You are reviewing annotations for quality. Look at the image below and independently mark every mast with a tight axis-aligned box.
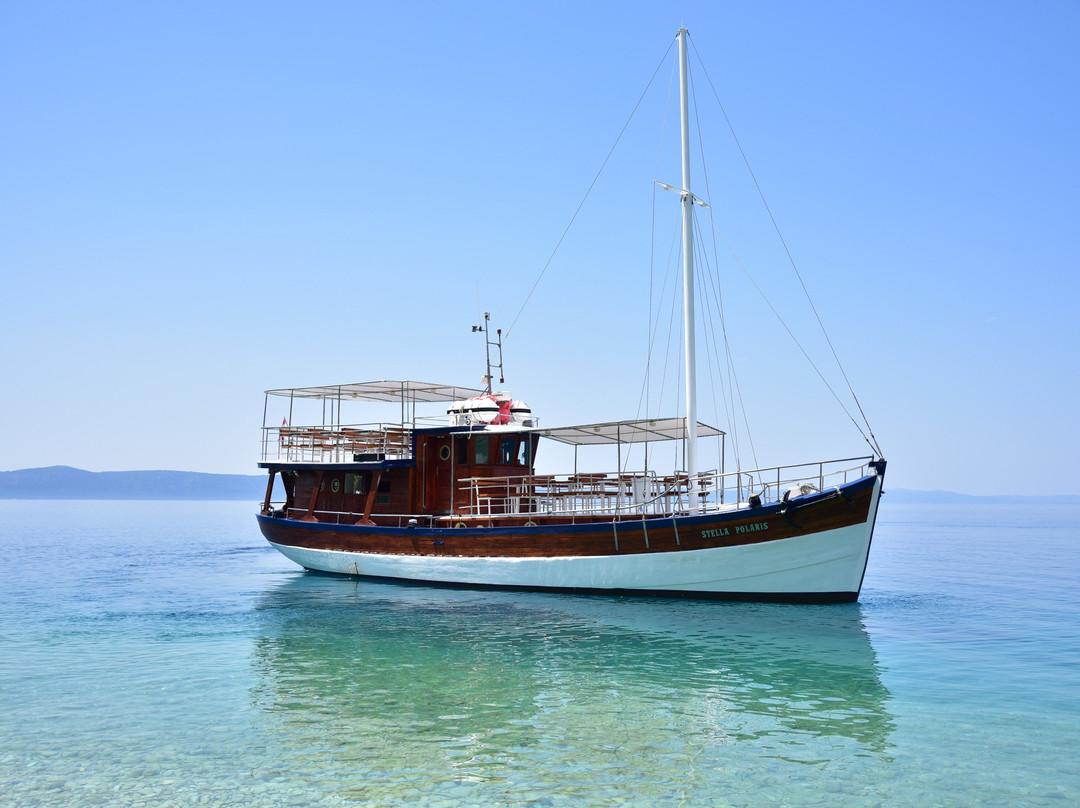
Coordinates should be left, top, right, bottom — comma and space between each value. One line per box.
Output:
678, 27, 700, 513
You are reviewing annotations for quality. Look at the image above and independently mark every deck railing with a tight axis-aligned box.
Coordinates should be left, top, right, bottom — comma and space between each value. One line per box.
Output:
260, 440, 876, 523
266, 506, 443, 528
262, 423, 413, 464
454, 457, 877, 520
263, 456, 876, 524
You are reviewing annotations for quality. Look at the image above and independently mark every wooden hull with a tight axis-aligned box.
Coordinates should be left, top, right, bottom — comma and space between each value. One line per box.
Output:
257, 472, 884, 602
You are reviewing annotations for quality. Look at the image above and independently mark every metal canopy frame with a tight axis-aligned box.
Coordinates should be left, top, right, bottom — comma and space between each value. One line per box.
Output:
263, 383, 722, 454
265, 380, 488, 404
532, 417, 723, 447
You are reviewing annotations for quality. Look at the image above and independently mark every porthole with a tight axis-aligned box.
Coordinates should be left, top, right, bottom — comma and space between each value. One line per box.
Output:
331, 478, 340, 494
439, 445, 451, 461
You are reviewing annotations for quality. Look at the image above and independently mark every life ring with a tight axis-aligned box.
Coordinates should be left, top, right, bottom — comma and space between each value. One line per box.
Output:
524, 520, 537, 527
455, 522, 467, 529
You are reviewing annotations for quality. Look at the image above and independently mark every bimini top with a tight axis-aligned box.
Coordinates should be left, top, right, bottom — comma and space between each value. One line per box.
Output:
265, 380, 488, 403
533, 417, 723, 446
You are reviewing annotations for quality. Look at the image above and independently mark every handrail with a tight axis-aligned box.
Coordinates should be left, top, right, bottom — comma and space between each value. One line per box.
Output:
260, 418, 546, 463
259, 455, 876, 524
453, 457, 875, 519
261, 422, 414, 463
262, 452, 875, 525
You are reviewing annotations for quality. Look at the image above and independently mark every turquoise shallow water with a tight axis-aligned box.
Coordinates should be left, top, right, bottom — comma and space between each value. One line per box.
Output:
0, 500, 1077, 807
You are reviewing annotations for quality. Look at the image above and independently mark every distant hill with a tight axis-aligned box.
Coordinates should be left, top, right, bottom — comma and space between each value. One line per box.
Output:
885, 488, 1080, 505
1, 467, 1077, 504
0, 466, 265, 500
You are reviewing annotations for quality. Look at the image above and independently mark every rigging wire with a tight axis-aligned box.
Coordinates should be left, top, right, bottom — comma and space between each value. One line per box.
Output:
654, 221, 684, 425
700, 207, 880, 454
628, 206, 681, 475
636, 196, 680, 414
694, 241, 742, 479
685, 52, 757, 475
693, 207, 757, 473
644, 47, 680, 442
505, 39, 677, 342
689, 33, 883, 457
633, 203, 683, 475
637, 45, 731, 478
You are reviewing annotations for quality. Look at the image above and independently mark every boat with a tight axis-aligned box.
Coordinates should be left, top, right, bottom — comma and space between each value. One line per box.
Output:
255, 29, 886, 603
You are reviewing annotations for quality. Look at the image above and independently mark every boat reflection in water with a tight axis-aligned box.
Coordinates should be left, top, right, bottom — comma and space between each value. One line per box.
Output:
250, 575, 894, 803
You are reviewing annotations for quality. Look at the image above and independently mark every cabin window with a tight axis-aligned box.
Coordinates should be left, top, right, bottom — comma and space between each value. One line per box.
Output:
500, 438, 516, 465
457, 436, 469, 465
517, 440, 529, 466
376, 479, 391, 505
344, 473, 366, 495
475, 435, 490, 465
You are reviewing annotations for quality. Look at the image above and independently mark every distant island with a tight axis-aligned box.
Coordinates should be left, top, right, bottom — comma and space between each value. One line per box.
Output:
1, 465, 1077, 504
0, 466, 265, 500
884, 488, 1079, 505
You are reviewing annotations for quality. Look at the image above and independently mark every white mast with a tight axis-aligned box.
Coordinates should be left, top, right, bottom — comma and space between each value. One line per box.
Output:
678, 27, 700, 513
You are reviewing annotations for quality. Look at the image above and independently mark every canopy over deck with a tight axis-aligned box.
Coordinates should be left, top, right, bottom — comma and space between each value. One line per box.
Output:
533, 417, 723, 446
265, 380, 488, 404
264, 383, 720, 448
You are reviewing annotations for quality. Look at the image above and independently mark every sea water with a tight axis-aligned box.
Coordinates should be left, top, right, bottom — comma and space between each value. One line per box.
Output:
0, 500, 1076, 807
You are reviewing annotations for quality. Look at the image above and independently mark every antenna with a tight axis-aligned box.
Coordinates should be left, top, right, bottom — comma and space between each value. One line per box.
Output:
471, 312, 505, 393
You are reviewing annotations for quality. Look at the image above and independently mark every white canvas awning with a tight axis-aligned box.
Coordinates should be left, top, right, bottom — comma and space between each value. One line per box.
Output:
532, 417, 723, 446
265, 380, 488, 404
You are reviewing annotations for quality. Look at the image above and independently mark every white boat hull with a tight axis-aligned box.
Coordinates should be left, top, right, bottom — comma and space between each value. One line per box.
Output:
267, 475, 882, 598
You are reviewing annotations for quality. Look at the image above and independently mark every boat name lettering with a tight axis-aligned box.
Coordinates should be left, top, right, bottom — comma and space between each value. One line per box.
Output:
703, 522, 770, 540
701, 527, 730, 538
736, 521, 769, 534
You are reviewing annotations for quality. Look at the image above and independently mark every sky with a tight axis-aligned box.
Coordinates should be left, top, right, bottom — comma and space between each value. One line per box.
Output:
2, 1, 1078, 495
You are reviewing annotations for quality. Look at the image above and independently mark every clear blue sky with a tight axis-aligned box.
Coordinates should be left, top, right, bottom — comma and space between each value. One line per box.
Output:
2, 1, 1077, 495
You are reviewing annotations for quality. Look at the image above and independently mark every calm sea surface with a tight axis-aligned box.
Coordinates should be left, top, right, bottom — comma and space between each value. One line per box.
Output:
0, 500, 1077, 807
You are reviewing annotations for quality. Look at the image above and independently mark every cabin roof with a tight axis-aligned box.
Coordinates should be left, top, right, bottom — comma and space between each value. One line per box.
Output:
265, 380, 487, 403
533, 417, 723, 446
